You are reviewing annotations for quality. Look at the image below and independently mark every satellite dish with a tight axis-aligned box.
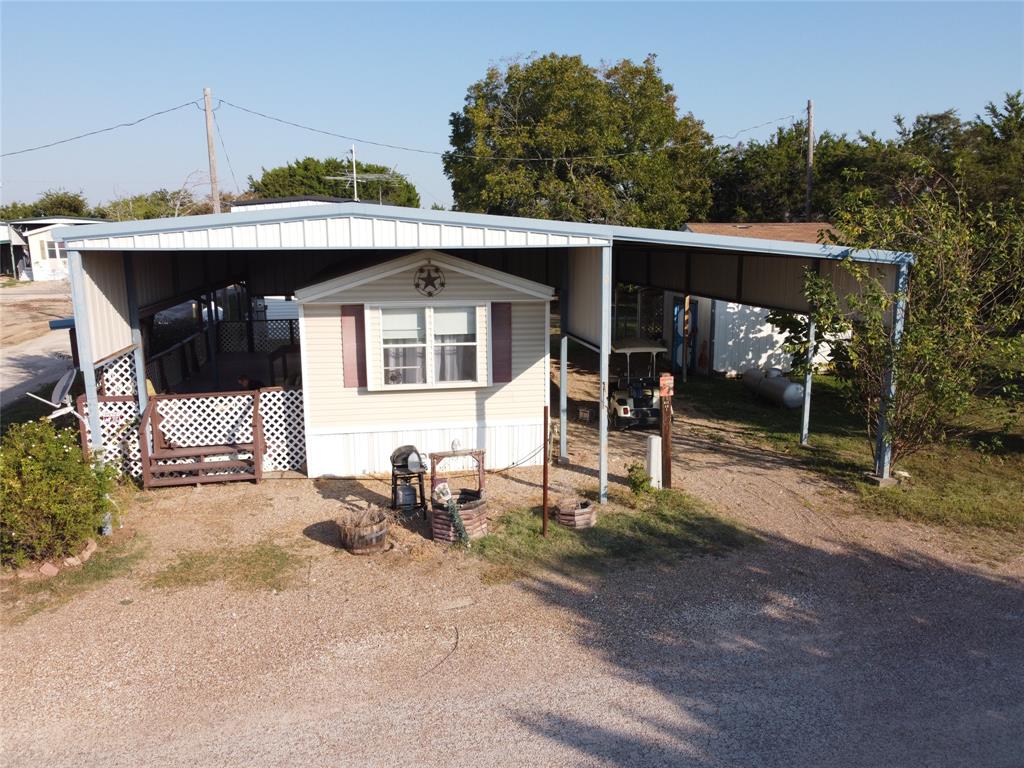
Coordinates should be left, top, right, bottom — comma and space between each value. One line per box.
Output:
26, 368, 86, 424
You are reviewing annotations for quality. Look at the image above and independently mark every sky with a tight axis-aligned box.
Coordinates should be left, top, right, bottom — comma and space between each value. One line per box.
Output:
2, 1, 1022, 210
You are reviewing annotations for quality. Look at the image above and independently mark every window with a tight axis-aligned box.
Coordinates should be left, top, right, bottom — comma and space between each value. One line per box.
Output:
434, 307, 477, 383
379, 305, 481, 388
45, 241, 68, 260
382, 309, 427, 385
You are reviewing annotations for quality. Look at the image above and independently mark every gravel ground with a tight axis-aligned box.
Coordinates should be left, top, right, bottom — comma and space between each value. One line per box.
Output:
2, 363, 1022, 767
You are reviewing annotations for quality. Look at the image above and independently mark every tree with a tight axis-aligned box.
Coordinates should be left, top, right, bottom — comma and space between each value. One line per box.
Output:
0, 188, 101, 220
99, 171, 215, 220
248, 156, 420, 208
444, 53, 715, 228
709, 91, 1024, 224
798, 165, 1024, 469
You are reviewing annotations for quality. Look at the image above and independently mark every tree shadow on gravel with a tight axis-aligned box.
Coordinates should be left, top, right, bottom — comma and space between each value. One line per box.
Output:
510, 532, 1024, 768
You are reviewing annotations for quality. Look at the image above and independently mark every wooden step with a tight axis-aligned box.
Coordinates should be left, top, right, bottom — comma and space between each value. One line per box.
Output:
152, 443, 254, 459
149, 459, 254, 475
145, 472, 256, 488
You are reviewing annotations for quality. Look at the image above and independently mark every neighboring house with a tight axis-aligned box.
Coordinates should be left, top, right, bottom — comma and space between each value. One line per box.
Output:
0, 223, 14, 276
662, 222, 835, 376
5, 216, 106, 281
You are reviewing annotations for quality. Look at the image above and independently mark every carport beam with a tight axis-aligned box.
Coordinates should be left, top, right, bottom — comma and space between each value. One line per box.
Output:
875, 262, 910, 479
800, 318, 815, 446
67, 250, 102, 450
123, 253, 148, 414
599, 245, 612, 503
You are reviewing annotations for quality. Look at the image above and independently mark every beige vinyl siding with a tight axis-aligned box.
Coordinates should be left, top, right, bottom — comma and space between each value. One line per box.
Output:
309, 262, 535, 304
566, 247, 603, 346
303, 301, 547, 429
81, 251, 132, 363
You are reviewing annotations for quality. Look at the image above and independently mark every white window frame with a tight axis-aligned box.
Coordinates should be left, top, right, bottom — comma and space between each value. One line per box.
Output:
45, 240, 68, 261
370, 302, 489, 391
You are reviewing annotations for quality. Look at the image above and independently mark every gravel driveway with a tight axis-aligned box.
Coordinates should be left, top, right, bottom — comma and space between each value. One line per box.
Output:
2, 405, 1022, 767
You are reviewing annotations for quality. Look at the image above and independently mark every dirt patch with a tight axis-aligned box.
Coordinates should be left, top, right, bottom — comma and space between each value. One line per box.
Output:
1, 296, 72, 347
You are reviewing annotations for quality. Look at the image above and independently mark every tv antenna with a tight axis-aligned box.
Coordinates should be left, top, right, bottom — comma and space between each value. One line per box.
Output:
26, 369, 86, 424
325, 150, 406, 204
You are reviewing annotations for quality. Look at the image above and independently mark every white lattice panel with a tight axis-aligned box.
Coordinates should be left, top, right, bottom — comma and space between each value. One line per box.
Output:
156, 394, 254, 447
261, 389, 306, 471
98, 350, 136, 397
218, 322, 248, 352
253, 320, 298, 353
80, 397, 143, 479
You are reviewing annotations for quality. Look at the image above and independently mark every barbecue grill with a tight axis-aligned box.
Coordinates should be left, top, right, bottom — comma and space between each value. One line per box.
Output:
390, 445, 427, 514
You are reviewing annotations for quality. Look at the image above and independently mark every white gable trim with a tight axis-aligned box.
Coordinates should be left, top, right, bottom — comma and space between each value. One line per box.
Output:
295, 250, 555, 303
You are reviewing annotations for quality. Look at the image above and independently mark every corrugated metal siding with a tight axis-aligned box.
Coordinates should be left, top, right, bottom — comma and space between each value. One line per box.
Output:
690, 253, 738, 300
742, 255, 815, 312
64, 214, 610, 252
302, 301, 547, 430
712, 301, 793, 374
566, 247, 603, 346
81, 252, 132, 362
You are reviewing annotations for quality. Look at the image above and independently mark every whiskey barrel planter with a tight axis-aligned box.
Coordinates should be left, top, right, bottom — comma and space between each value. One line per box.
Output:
557, 499, 596, 529
430, 490, 488, 542
337, 505, 389, 555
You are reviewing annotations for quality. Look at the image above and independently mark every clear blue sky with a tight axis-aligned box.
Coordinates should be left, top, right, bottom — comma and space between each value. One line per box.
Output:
2, 1, 1022, 209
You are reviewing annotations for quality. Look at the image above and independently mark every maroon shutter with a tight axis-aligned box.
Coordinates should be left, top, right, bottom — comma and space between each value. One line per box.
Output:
492, 302, 512, 383
340, 305, 367, 388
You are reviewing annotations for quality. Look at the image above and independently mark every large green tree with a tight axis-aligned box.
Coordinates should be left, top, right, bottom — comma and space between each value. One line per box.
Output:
0, 188, 101, 220
248, 156, 420, 208
444, 54, 715, 228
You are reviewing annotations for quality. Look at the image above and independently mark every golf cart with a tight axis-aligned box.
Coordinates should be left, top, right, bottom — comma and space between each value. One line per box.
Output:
608, 338, 667, 429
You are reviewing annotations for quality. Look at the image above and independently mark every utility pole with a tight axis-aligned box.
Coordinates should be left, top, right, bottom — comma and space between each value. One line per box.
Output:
350, 144, 359, 202
203, 87, 221, 214
805, 98, 814, 220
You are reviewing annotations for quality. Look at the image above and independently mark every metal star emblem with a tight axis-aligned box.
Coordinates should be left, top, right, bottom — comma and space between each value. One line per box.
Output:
414, 264, 446, 297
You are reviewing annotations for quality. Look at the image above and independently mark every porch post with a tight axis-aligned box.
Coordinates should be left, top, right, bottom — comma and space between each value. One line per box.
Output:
800, 317, 815, 446
875, 261, 910, 479
599, 245, 612, 503
208, 294, 221, 390
67, 250, 101, 449
122, 253, 148, 414
559, 253, 569, 463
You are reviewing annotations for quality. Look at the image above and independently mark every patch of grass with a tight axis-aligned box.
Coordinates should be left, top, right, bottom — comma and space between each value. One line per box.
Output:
681, 374, 1024, 533
474, 489, 755, 581
149, 542, 299, 591
1, 533, 146, 623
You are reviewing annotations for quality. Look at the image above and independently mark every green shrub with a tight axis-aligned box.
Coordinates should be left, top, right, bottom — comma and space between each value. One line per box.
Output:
1, 420, 115, 567
626, 461, 652, 495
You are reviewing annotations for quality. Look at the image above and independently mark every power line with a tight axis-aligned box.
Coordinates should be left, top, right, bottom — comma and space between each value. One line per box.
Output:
212, 108, 242, 193
0, 100, 201, 158
221, 99, 802, 162
714, 113, 798, 141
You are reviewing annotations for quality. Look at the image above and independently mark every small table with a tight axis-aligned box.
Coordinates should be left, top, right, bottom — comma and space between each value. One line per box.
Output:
429, 449, 486, 498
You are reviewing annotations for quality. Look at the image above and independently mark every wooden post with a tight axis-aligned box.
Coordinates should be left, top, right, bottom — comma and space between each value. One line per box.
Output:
542, 405, 549, 537
204, 87, 221, 214
540, 405, 548, 536
660, 372, 674, 489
